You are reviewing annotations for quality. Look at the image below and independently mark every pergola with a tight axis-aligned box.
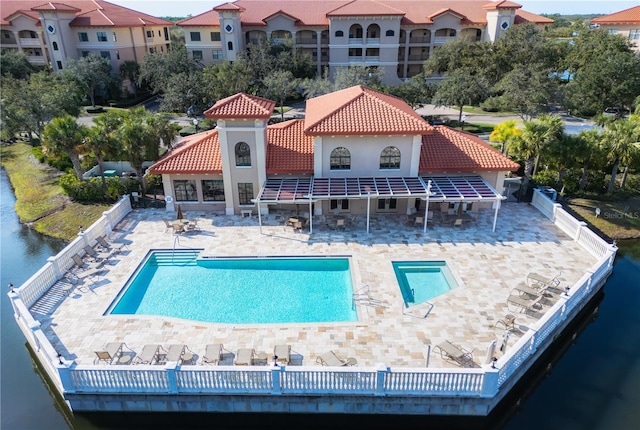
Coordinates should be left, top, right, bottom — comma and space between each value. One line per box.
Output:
254, 175, 505, 233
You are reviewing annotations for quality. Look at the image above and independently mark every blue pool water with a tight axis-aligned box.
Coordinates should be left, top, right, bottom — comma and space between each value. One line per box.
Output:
393, 261, 459, 307
109, 251, 356, 324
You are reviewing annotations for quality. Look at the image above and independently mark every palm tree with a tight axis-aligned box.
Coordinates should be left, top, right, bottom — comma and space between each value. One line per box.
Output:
119, 60, 140, 98
42, 115, 88, 180
86, 111, 124, 197
600, 117, 640, 193
489, 119, 521, 155
575, 128, 602, 192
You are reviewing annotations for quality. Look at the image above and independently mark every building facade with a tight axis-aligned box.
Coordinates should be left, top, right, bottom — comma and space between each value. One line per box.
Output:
177, 0, 553, 85
0, 0, 173, 72
591, 5, 640, 52
149, 85, 519, 222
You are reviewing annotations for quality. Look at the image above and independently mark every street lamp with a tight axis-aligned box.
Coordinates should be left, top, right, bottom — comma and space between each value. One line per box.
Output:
192, 118, 199, 133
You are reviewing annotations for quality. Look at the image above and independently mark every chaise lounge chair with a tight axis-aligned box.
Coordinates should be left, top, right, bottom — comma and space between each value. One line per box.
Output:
134, 344, 165, 365
234, 348, 256, 365
83, 244, 115, 263
507, 293, 544, 313
203, 344, 223, 365
434, 340, 475, 367
94, 342, 134, 365
274, 344, 291, 365
315, 350, 357, 367
527, 272, 562, 292
166, 344, 194, 365
96, 236, 128, 253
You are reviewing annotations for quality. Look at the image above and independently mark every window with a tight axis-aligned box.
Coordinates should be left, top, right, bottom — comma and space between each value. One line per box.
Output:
116, 51, 120, 60
112, 32, 117, 42
158, 30, 161, 37
3, 32, 10, 39
146, 30, 154, 38
211, 31, 221, 41
173, 180, 198, 201
97, 31, 107, 42
192, 50, 203, 60
330, 199, 349, 210
56, 60, 63, 70
52, 41, 58, 50
227, 41, 233, 50
82, 51, 90, 57
202, 180, 225, 201
78, 32, 88, 42
213, 50, 223, 60
608, 29, 618, 35
330, 147, 350, 170
164, 27, 169, 41
377, 198, 397, 210
100, 51, 111, 60
235, 142, 251, 166
149, 47, 156, 53
238, 183, 254, 205
386, 29, 394, 37
380, 146, 400, 169
190, 31, 201, 42
335, 30, 344, 37
630, 29, 640, 40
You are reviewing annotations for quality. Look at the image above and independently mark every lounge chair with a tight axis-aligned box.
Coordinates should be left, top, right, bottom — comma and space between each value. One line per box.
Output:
434, 340, 475, 366
203, 344, 223, 365
166, 344, 194, 365
134, 344, 164, 365
315, 351, 357, 367
72, 253, 102, 270
94, 342, 125, 365
234, 348, 255, 365
527, 272, 562, 291
96, 236, 127, 253
507, 293, 544, 313
83, 244, 114, 263
274, 344, 291, 365
494, 314, 516, 331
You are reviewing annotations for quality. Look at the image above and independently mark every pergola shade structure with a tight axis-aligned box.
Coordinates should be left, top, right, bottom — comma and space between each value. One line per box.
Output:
255, 176, 505, 232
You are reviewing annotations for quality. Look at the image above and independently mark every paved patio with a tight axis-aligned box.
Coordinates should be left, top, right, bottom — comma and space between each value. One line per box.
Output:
31, 202, 595, 369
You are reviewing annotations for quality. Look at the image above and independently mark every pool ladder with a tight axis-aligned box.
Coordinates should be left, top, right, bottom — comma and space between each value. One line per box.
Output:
352, 285, 388, 309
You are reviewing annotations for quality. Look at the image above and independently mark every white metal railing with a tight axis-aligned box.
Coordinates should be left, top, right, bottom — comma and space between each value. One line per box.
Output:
8, 190, 616, 405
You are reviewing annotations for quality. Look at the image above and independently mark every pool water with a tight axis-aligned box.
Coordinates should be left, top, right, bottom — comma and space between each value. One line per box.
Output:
393, 261, 459, 307
109, 251, 357, 324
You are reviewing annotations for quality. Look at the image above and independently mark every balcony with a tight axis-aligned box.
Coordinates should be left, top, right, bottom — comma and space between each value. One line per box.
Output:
408, 54, 429, 61
296, 37, 317, 45
409, 36, 431, 44
348, 38, 363, 45
27, 56, 47, 65
19, 38, 41, 47
434, 36, 455, 45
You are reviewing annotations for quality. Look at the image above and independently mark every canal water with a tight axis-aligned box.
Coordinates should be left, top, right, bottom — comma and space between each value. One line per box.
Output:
1, 167, 638, 430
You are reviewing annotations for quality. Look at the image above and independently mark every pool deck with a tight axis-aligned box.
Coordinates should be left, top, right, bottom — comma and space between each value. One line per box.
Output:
32, 203, 596, 369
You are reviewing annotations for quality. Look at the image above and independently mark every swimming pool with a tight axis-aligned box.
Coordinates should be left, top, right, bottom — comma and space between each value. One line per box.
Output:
108, 250, 357, 324
392, 261, 459, 307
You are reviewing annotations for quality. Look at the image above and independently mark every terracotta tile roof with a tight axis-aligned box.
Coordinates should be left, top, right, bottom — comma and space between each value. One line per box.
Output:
514, 9, 554, 25
176, 0, 548, 28
148, 130, 222, 175
177, 10, 220, 27
420, 126, 519, 173
592, 5, 640, 24
428, 8, 467, 20
266, 120, 314, 174
1, 1, 172, 28
482, 0, 521, 10
327, 0, 405, 17
204, 93, 276, 119
304, 85, 433, 136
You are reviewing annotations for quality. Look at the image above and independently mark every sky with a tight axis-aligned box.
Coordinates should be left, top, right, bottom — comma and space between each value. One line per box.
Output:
109, 0, 640, 18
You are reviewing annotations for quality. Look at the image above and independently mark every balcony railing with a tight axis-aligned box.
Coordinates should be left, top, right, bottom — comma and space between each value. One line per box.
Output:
348, 38, 363, 45
408, 54, 429, 61
27, 57, 47, 65
296, 37, 317, 45
434, 36, 455, 44
19, 38, 41, 47
409, 37, 431, 44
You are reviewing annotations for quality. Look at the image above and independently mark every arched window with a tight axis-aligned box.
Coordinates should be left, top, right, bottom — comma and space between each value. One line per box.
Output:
385, 29, 394, 37
52, 41, 58, 50
235, 142, 251, 166
380, 146, 400, 169
227, 41, 233, 51
335, 30, 344, 37
330, 147, 350, 170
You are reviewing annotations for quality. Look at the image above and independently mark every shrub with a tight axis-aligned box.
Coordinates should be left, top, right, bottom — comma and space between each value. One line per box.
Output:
58, 173, 139, 203
480, 97, 501, 112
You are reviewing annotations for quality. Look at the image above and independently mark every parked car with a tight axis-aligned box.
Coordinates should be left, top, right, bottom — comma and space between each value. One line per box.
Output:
602, 107, 629, 119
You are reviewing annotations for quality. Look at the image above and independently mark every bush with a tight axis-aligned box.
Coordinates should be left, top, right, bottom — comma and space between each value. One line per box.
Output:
563, 168, 606, 194
480, 97, 501, 112
59, 173, 140, 203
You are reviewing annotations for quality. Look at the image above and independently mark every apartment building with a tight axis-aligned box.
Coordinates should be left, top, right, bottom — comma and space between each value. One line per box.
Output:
177, 0, 553, 85
591, 5, 640, 52
0, 0, 173, 72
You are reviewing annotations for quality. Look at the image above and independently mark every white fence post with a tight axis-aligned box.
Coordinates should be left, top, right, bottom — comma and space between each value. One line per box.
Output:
165, 363, 179, 394
574, 222, 587, 241
57, 362, 75, 393
481, 368, 499, 396
375, 365, 387, 396
272, 366, 282, 394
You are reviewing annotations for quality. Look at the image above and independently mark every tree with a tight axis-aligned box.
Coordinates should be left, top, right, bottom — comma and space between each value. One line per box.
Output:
138, 46, 199, 95
564, 28, 640, 116
430, 70, 490, 123
86, 111, 125, 196
159, 71, 207, 114
262, 70, 298, 121
299, 69, 335, 99
42, 115, 88, 180
0, 50, 34, 79
574, 129, 604, 192
600, 118, 640, 193
490, 120, 521, 155
202, 61, 252, 101
119, 60, 140, 98
62, 54, 113, 107
389, 77, 432, 109
334, 65, 384, 90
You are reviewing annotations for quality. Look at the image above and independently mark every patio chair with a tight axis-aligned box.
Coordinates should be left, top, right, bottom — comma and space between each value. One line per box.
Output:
96, 236, 127, 253
202, 343, 224, 365
72, 253, 102, 270
434, 340, 475, 367
234, 348, 256, 365
83, 244, 114, 263
527, 272, 562, 292
274, 344, 291, 365
166, 344, 194, 365
507, 293, 544, 313
335, 218, 345, 230
315, 351, 357, 367
134, 344, 165, 365
414, 216, 424, 227
452, 218, 463, 228
494, 314, 516, 331
94, 342, 124, 365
